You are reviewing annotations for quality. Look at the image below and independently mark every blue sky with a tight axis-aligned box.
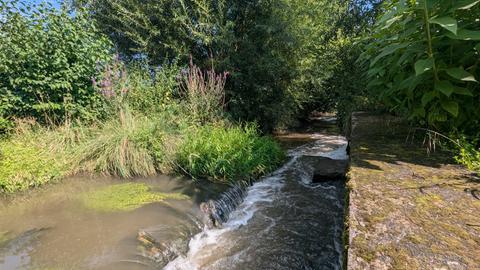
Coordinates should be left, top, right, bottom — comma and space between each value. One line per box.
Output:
25, 0, 62, 9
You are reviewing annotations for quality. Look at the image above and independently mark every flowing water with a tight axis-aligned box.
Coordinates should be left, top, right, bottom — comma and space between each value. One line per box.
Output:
0, 115, 348, 270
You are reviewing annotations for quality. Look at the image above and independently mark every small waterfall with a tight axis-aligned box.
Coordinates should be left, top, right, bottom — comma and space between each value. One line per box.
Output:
206, 182, 249, 226
200, 155, 302, 229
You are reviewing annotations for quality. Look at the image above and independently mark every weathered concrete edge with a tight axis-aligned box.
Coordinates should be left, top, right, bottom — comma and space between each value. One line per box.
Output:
343, 112, 355, 270
344, 112, 480, 269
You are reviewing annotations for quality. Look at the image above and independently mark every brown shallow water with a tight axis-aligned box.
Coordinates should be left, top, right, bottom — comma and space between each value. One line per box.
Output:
0, 176, 227, 270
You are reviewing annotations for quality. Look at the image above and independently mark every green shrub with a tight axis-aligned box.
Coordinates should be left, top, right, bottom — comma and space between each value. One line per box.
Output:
126, 62, 180, 115
0, 1, 112, 129
455, 137, 480, 174
0, 130, 67, 193
176, 123, 285, 183
360, 0, 480, 131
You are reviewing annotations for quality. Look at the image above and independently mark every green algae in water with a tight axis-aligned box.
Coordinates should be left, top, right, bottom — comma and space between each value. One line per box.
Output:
81, 183, 189, 212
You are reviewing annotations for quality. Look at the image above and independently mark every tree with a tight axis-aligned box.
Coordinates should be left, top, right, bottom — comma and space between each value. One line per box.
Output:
0, 0, 112, 129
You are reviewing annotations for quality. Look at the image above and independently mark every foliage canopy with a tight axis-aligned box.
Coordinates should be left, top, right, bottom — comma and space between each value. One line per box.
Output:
361, 0, 480, 132
0, 0, 112, 129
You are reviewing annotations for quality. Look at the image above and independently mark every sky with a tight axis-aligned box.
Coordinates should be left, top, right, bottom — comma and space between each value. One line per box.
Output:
25, 0, 62, 9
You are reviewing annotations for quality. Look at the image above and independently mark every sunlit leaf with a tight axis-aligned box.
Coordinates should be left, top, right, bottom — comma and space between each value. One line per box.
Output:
414, 58, 434, 76
382, 15, 403, 29
435, 80, 454, 97
414, 0, 432, 10
446, 67, 478, 82
429, 17, 457, 35
453, 0, 480, 10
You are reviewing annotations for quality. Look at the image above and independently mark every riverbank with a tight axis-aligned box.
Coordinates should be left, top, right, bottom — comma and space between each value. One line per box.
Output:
0, 118, 284, 194
347, 113, 480, 269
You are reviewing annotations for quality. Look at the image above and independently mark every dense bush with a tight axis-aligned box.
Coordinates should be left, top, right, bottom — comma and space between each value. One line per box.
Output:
0, 1, 112, 130
126, 63, 181, 114
360, 0, 480, 131
176, 124, 285, 183
359, 0, 480, 172
0, 122, 68, 193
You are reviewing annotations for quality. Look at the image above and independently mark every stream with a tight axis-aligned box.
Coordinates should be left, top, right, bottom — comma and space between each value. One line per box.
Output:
0, 115, 348, 270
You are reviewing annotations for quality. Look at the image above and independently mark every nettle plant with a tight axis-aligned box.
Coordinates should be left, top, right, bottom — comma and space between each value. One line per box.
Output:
361, 0, 480, 130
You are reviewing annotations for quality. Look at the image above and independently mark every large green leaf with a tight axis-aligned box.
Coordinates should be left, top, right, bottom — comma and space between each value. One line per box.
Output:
435, 80, 454, 97
382, 15, 403, 29
447, 29, 480, 40
399, 74, 422, 91
421, 91, 437, 106
370, 43, 409, 66
377, 8, 398, 25
446, 67, 478, 82
453, 86, 473, 96
429, 17, 457, 35
475, 43, 480, 52
367, 67, 383, 76
414, 58, 434, 76
412, 107, 426, 118
367, 79, 383, 89
440, 100, 459, 117
453, 0, 480, 10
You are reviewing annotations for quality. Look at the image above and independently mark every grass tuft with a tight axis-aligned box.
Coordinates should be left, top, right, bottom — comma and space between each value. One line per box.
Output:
74, 107, 159, 178
176, 123, 285, 183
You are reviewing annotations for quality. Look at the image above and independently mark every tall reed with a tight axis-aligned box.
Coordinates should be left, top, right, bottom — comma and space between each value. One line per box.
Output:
179, 58, 228, 124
